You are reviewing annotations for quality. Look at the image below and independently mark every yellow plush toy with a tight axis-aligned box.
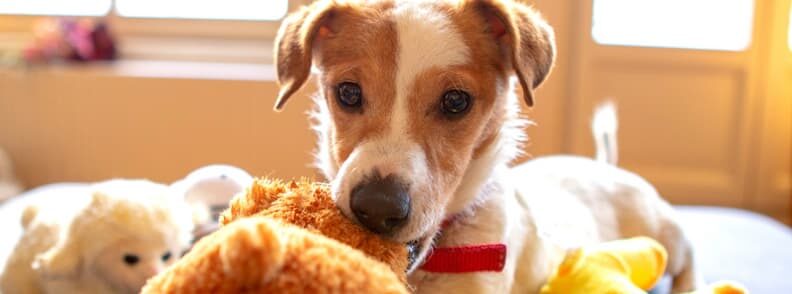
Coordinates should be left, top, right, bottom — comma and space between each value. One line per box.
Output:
540, 237, 746, 294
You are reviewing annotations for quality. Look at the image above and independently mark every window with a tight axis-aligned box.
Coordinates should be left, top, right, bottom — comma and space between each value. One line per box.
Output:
116, 0, 288, 21
0, 0, 112, 16
0, 0, 293, 62
592, 0, 754, 51
0, 0, 288, 21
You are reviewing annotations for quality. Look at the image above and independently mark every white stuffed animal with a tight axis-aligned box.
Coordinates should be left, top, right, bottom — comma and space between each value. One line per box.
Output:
0, 179, 193, 294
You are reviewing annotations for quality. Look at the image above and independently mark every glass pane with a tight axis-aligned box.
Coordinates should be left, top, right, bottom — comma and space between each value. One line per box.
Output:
788, 7, 792, 51
592, 0, 754, 51
116, 0, 288, 21
0, 0, 111, 16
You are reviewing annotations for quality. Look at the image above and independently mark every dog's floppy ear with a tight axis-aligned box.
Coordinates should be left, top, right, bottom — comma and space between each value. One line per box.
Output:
273, 1, 337, 111
475, 0, 556, 106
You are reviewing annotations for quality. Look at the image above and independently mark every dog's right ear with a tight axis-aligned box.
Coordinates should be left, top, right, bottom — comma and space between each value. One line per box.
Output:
474, 0, 556, 107
273, 1, 337, 111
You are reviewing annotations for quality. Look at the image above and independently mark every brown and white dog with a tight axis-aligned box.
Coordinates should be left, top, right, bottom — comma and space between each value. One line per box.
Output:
273, 0, 700, 292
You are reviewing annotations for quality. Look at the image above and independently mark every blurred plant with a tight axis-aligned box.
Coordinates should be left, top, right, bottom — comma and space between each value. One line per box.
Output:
21, 17, 117, 64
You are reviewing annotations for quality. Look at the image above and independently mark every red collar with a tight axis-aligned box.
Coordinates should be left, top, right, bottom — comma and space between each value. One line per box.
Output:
418, 214, 507, 273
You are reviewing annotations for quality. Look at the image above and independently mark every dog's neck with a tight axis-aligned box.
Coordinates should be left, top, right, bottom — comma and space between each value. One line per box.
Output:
411, 91, 526, 273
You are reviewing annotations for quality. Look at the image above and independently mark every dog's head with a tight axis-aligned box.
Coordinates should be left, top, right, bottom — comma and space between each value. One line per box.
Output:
273, 0, 554, 268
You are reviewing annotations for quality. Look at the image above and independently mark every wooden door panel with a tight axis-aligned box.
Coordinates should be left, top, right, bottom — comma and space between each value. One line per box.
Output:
573, 64, 747, 204
565, 0, 763, 207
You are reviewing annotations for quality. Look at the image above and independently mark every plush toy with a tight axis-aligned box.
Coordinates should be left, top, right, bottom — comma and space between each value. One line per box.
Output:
22, 17, 117, 64
540, 237, 746, 294
0, 179, 194, 294
142, 178, 409, 293
170, 164, 254, 240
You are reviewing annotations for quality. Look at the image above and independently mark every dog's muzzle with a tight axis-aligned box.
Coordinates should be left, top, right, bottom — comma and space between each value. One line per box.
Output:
350, 175, 411, 236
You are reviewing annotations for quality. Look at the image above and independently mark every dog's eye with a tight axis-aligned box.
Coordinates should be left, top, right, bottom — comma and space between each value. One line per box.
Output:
440, 90, 472, 117
123, 254, 140, 266
336, 82, 363, 109
161, 251, 172, 262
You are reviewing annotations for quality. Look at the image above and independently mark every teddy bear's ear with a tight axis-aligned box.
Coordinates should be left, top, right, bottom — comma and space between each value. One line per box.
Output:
34, 239, 82, 278
219, 219, 286, 285
21, 205, 39, 230
34, 192, 110, 278
88, 190, 112, 208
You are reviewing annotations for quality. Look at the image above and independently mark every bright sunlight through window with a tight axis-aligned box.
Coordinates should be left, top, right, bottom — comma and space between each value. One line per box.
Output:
116, 0, 288, 21
788, 7, 792, 51
592, 0, 754, 51
0, 0, 111, 16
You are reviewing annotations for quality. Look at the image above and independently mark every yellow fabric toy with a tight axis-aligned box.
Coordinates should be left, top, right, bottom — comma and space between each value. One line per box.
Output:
540, 237, 746, 294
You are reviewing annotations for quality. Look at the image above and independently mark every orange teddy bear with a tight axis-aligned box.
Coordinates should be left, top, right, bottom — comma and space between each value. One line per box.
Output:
142, 179, 409, 293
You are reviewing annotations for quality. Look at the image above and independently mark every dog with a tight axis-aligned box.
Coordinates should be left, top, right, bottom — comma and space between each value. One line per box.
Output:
272, 0, 700, 292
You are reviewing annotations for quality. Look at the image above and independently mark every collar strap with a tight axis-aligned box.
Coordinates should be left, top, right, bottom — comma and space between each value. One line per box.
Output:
418, 213, 507, 273
420, 244, 507, 273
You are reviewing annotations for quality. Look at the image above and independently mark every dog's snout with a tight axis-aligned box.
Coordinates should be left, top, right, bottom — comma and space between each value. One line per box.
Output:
350, 176, 411, 236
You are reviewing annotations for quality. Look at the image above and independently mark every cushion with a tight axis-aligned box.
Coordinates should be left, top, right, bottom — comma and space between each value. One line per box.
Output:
665, 206, 792, 294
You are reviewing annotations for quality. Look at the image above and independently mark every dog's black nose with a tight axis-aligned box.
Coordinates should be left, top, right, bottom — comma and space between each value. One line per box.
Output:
350, 176, 411, 236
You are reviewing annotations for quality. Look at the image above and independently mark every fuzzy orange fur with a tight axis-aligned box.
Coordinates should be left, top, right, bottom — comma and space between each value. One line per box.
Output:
141, 179, 408, 293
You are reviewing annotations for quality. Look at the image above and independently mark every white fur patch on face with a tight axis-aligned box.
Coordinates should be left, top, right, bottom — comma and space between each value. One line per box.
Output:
309, 94, 337, 180
331, 137, 435, 242
391, 1, 471, 137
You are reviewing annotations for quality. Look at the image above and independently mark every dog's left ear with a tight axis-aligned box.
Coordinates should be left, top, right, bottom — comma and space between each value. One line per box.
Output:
272, 0, 337, 111
474, 0, 556, 107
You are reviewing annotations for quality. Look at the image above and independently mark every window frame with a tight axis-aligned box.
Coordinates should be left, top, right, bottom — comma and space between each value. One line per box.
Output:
788, 5, 792, 51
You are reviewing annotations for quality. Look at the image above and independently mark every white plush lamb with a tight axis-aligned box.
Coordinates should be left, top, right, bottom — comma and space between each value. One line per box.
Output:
0, 179, 193, 294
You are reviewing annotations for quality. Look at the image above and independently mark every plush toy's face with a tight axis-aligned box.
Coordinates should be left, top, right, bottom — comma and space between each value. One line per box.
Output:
91, 237, 186, 293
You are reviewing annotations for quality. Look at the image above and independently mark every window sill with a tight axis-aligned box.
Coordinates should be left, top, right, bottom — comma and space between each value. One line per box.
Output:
2, 59, 277, 82
119, 35, 274, 64
0, 28, 277, 73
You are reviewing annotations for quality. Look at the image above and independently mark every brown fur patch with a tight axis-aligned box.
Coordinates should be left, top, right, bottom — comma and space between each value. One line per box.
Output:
402, 1, 514, 196
312, 2, 399, 165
